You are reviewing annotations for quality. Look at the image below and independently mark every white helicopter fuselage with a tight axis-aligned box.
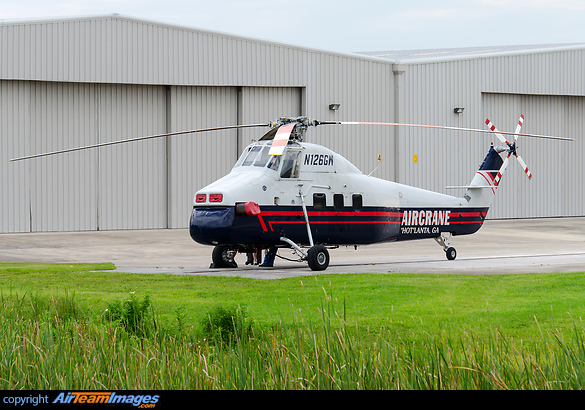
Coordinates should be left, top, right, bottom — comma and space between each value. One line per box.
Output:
12, 114, 552, 270
189, 140, 495, 250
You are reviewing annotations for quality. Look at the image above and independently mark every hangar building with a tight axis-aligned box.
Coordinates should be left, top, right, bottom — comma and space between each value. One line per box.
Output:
1, 14, 583, 233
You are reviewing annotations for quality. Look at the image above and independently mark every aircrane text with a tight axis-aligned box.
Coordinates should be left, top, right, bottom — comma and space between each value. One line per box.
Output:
401, 210, 450, 226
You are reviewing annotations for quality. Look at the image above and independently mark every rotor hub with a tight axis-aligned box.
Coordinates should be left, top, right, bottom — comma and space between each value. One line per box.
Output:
507, 141, 517, 156
269, 116, 319, 142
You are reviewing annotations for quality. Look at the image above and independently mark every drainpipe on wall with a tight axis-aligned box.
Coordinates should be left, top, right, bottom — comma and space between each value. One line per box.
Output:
392, 64, 406, 184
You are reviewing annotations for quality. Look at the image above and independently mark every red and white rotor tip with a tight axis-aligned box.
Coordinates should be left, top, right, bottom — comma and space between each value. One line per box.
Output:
485, 119, 509, 145
515, 154, 533, 180
487, 115, 533, 181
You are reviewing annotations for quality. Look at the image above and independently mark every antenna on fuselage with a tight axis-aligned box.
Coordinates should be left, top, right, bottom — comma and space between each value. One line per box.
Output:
367, 154, 383, 176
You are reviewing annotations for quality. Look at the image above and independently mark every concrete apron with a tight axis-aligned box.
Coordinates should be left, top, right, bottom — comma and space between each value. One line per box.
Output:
0, 217, 584, 279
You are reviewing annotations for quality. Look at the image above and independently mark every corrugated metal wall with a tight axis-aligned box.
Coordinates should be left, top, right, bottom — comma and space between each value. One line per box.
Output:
483, 92, 585, 218
1, 16, 396, 233
1, 80, 168, 232
1, 80, 31, 232
237, 87, 303, 150
1, 82, 309, 232
167, 86, 238, 229
399, 49, 585, 219
96, 84, 167, 230
4, 16, 583, 232
0, 16, 307, 87
303, 53, 397, 181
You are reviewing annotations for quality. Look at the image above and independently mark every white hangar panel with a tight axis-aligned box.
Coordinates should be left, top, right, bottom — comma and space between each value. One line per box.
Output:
1, 81, 168, 232
237, 86, 303, 151
167, 86, 238, 229
1, 80, 31, 232
97, 83, 167, 230
303, 53, 396, 181
27, 81, 99, 232
482, 92, 585, 219
166, 86, 304, 229
1, 15, 399, 233
0, 15, 307, 87
395, 46, 585, 219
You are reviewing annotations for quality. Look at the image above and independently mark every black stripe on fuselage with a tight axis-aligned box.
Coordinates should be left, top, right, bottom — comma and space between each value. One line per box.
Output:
189, 205, 489, 248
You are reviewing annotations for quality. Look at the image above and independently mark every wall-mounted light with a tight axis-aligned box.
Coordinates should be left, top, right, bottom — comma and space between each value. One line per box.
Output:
329, 103, 340, 111
454, 107, 465, 114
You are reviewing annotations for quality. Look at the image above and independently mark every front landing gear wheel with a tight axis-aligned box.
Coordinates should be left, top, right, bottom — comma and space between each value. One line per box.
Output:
211, 246, 238, 268
307, 245, 330, 271
445, 247, 457, 261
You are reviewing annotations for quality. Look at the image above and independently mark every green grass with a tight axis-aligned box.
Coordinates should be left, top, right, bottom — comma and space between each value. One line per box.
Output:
2, 262, 585, 389
2, 262, 584, 342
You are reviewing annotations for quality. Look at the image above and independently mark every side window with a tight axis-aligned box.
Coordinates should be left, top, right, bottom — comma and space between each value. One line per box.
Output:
266, 155, 281, 171
280, 150, 301, 178
352, 194, 363, 211
313, 193, 326, 210
334, 194, 344, 210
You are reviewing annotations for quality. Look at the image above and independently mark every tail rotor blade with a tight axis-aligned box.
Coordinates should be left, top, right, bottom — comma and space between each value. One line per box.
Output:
515, 154, 533, 180
485, 119, 509, 145
513, 114, 525, 144
494, 153, 510, 186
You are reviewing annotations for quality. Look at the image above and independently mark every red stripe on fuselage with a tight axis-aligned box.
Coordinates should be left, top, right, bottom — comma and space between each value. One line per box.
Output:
259, 210, 402, 217
255, 209, 486, 232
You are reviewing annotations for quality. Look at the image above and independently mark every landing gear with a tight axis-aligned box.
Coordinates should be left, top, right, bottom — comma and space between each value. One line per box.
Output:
210, 246, 238, 268
280, 236, 330, 271
434, 233, 457, 261
307, 245, 330, 271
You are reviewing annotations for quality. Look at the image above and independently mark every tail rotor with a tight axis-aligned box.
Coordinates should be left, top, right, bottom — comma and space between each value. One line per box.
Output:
485, 115, 533, 185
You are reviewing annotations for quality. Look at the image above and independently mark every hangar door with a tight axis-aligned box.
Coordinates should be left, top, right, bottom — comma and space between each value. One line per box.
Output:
482, 92, 584, 219
2, 83, 303, 232
1, 80, 167, 233
166, 86, 302, 229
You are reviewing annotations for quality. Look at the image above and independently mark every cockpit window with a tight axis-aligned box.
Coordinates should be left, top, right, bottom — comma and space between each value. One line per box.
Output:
280, 150, 302, 178
253, 146, 272, 167
236, 141, 282, 170
242, 146, 262, 166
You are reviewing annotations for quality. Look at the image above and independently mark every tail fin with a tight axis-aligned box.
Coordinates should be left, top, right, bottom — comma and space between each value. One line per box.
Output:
463, 144, 505, 207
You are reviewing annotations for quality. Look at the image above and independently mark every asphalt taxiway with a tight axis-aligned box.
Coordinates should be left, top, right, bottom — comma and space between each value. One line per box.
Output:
1, 217, 584, 279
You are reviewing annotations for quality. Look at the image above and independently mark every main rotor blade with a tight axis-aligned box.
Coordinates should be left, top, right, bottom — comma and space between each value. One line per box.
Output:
268, 123, 295, 156
10, 123, 270, 162
324, 121, 574, 141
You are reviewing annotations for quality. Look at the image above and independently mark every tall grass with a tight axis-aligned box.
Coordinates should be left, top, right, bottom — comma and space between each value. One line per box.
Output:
2, 292, 585, 390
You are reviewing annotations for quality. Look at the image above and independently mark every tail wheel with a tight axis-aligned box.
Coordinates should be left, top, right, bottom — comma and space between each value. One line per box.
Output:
307, 245, 330, 271
445, 247, 457, 261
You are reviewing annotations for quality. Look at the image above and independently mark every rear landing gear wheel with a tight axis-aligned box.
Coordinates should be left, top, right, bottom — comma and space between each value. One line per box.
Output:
211, 246, 238, 268
445, 247, 457, 261
307, 245, 330, 271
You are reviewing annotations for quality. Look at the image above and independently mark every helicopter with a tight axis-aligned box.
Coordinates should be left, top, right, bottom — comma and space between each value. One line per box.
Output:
11, 115, 573, 271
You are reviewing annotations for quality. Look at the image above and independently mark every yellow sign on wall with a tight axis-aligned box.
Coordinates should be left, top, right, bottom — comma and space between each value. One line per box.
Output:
414, 154, 419, 163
